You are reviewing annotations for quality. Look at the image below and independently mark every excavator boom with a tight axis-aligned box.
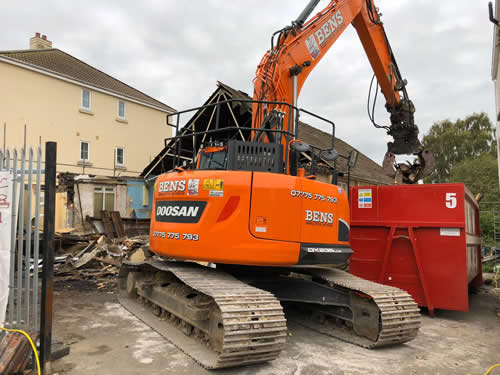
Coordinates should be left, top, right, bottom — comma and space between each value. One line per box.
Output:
252, 0, 433, 183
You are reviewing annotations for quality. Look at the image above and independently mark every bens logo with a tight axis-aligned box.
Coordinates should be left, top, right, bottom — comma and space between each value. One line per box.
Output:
315, 10, 344, 46
305, 210, 334, 225
155, 200, 207, 223
158, 180, 186, 193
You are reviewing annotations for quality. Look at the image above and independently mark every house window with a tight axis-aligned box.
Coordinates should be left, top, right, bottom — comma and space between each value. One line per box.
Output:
94, 186, 115, 217
118, 100, 126, 119
115, 147, 125, 166
81, 89, 91, 110
80, 141, 90, 162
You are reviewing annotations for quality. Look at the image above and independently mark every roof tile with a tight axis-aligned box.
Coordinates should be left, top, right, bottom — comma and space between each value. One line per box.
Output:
0, 48, 174, 112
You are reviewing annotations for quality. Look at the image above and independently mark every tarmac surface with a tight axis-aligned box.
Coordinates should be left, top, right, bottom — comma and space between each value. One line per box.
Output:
50, 279, 500, 375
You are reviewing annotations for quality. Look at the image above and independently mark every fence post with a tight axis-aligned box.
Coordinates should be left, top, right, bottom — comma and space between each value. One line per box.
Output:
8, 150, 17, 325
40, 142, 56, 373
33, 146, 42, 329
16, 148, 25, 324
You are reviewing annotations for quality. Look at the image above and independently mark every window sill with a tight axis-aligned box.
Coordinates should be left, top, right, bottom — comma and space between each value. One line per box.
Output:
77, 161, 93, 166
115, 117, 128, 124
114, 165, 127, 171
79, 108, 94, 115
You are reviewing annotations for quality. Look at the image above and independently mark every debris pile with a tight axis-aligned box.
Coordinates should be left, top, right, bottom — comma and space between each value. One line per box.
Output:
43, 211, 152, 291
52, 234, 150, 291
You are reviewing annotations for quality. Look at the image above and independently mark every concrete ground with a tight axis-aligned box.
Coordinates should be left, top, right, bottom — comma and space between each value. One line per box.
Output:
50, 279, 500, 375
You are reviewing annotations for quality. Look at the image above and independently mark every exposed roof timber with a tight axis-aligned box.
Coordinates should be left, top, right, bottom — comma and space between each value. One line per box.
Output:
201, 96, 220, 145
141, 82, 392, 184
182, 87, 222, 130
221, 92, 245, 141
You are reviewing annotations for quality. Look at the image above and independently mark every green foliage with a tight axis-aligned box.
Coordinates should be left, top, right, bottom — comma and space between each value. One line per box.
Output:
483, 261, 497, 273
479, 211, 496, 246
423, 112, 497, 183
448, 143, 499, 247
449, 153, 499, 202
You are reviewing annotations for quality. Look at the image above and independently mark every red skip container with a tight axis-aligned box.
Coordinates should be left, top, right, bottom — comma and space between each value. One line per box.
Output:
349, 183, 482, 315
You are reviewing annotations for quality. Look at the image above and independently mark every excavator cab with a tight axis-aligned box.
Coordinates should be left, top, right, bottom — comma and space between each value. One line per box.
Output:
196, 143, 228, 170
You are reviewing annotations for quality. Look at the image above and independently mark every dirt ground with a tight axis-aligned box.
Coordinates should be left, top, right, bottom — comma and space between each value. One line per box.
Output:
49, 279, 500, 375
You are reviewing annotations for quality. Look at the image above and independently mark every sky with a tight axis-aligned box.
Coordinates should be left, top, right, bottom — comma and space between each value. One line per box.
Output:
1, 0, 496, 164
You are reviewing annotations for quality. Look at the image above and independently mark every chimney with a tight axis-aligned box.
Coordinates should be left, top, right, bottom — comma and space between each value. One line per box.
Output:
29, 32, 52, 50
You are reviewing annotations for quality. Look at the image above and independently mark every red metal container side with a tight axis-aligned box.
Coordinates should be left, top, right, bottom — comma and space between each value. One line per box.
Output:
349, 183, 482, 314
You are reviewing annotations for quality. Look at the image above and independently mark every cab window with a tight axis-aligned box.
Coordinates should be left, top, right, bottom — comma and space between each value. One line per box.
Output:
198, 150, 227, 170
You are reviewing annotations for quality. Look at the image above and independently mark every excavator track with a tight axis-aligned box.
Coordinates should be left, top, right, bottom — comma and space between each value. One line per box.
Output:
290, 267, 421, 348
118, 258, 287, 369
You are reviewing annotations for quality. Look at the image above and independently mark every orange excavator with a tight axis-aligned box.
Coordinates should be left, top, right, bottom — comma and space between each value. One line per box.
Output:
120, 0, 429, 369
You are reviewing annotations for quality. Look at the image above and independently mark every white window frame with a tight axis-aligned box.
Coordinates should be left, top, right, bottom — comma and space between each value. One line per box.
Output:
94, 186, 116, 216
117, 100, 126, 119
80, 141, 90, 162
115, 147, 125, 166
81, 89, 91, 110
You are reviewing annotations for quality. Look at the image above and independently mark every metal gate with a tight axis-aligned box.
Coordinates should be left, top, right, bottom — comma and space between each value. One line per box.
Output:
0, 142, 57, 374
479, 202, 500, 246
0, 146, 43, 330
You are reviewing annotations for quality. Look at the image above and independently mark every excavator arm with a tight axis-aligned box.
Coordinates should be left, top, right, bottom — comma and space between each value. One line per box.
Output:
252, 0, 434, 183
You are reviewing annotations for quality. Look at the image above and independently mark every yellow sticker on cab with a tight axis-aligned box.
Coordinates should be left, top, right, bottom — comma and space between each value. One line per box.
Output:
203, 179, 224, 191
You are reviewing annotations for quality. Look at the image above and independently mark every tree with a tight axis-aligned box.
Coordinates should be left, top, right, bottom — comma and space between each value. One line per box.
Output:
449, 153, 499, 201
423, 112, 497, 183
448, 148, 499, 246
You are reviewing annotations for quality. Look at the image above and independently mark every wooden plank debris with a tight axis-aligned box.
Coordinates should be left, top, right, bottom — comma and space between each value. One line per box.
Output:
95, 256, 121, 268
111, 211, 125, 238
75, 239, 97, 258
101, 211, 115, 238
50, 233, 151, 291
72, 247, 100, 269
86, 215, 100, 234
0, 331, 38, 375
482, 254, 500, 263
